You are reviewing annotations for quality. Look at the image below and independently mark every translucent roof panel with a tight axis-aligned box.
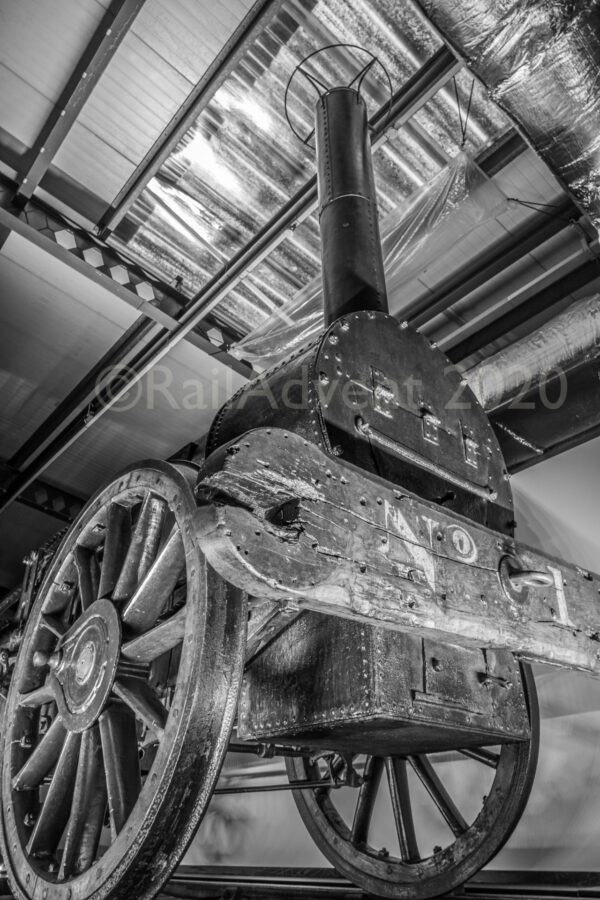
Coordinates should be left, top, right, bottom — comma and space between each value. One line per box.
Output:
110, 0, 511, 338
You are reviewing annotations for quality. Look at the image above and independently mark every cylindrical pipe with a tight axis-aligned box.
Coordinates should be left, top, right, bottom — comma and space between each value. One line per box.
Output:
315, 88, 388, 325
412, 0, 600, 229
467, 294, 600, 411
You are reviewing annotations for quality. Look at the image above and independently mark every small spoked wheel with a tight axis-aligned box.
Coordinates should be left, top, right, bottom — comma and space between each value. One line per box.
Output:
287, 664, 538, 899
0, 461, 247, 900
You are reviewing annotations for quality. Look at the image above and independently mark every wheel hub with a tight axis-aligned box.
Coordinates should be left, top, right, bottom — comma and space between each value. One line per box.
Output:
50, 598, 122, 733
74, 641, 97, 683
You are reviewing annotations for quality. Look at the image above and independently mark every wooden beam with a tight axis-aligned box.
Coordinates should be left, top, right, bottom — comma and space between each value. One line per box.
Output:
196, 428, 600, 675
14, 0, 147, 204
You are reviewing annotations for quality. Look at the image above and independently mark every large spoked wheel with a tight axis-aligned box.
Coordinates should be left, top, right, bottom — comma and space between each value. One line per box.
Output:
287, 664, 538, 899
0, 460, 247, 900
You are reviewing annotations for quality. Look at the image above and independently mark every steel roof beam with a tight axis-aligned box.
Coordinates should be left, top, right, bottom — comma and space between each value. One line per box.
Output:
17, 480, 84, 523
0, 177, 247, 360
491, 354, 600, 473
404, 195, 578, 329
0, 185, 251, 474
99, 0, 286, 237
14, 0, 147, 206
0, 460, 84, 522
445, 254, 600, 364
0, 48, 466, 515
0, 125, 109, 223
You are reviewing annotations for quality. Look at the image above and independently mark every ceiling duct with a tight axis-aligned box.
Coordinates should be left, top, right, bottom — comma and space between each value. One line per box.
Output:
412, 0, 600, 228
468, 294, 600, 411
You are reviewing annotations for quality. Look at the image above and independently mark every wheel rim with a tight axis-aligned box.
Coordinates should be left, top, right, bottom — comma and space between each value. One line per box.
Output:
1, 461, 246, 900
287, 665, 538, 899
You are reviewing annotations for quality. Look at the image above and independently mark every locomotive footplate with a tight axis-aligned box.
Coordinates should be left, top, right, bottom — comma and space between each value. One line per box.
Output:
196, 426, 600, 676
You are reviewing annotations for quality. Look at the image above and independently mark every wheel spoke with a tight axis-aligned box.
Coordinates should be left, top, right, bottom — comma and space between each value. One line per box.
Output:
27, 731, 81, 856
122, 529, 185, 635
18, 682, 55, 708
98, 502, 131, 600
113, 677, 168, 737
351, 756, 384, 845
458, 747, 500, 769
385, 757, 419, 861
99, 704, 141, 839
113, 495, 167, 602
409, 755, 468, 837
74, 545, 99, 611
59, 726, 107, 879
121, 606, 187, 663
13, 716, 67, 791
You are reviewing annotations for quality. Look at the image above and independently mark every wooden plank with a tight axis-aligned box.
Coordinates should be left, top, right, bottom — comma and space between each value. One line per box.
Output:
196, 428, 600, 675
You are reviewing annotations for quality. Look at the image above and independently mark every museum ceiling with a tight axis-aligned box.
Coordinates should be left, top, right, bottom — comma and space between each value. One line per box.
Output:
1, 0, 600, 591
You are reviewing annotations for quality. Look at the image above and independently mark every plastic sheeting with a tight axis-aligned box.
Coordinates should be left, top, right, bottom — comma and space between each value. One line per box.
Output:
412, 0, 600, 228
468, 294, 600, 411
232, 151, 508, 368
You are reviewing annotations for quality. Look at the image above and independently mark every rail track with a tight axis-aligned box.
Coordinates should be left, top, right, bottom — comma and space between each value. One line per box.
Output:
152, 867, 600, 900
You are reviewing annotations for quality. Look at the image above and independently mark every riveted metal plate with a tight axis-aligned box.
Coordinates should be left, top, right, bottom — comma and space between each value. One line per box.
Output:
206, 312, 513, 534
315, 311, 512, 531
238, 612, 530, 755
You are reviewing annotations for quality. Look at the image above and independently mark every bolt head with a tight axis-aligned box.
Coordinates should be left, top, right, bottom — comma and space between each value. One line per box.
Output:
32, 650, 49, 668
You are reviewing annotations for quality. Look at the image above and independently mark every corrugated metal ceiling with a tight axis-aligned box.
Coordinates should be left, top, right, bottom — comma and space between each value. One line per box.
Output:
51, 0, 257, 202
108, 0, 509, 338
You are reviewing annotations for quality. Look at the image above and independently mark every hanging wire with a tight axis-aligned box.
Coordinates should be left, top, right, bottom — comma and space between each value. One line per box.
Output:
506, 197, 574, 225
349, 57, 377, 94
453, 76, 476, 147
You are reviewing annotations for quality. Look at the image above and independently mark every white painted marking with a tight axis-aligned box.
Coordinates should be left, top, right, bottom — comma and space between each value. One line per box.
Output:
384, 500, 436, 591
547, 566, 571, 625
447, 524, 478, 565
420, 516, 439, 549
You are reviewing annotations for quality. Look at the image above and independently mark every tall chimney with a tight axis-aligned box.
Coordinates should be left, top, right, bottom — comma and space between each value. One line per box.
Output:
315, 87, 388, 326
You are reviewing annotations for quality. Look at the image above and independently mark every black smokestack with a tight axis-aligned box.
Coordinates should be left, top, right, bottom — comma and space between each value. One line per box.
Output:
315, 87, 388, 326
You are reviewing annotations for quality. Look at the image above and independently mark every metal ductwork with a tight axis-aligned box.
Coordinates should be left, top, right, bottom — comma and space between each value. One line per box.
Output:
468, 294, 600, 411
412, 0, 600, 229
